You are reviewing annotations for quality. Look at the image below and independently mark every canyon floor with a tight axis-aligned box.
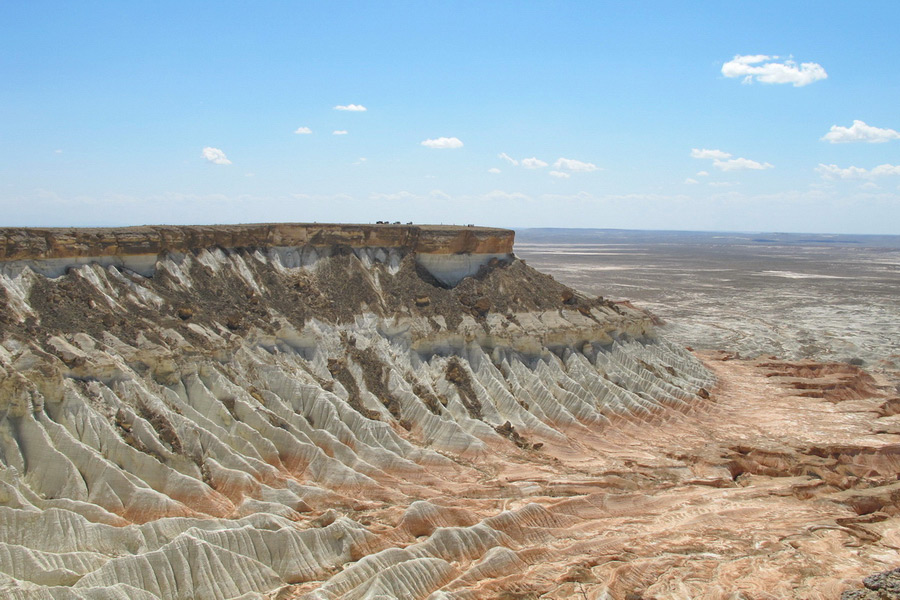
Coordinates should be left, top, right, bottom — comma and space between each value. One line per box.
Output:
282, 352, 900, 600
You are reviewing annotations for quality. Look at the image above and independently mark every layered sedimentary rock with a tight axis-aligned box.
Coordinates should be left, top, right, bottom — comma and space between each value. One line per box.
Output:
0, 224, 896, 599
0, 224, 513, 285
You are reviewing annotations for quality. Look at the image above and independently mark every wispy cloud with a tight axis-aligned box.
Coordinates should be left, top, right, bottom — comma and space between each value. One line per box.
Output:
369, 189, 452, 202
421, 136, 463, 149
488, 167, 501, 174
484, 190, 532, 201
553, 157, 599, 172
333, 130, 348, 135
692, 148, 772, 171
294, 126, 312, 134
722, 54, 827, 87
201, 147, 231, 165
499, 152, 519, 166
521, 157, 548, 169
334, 104, 367, 111
817, 163, 900, 179
498, 153, 596, 176
684, 178, 699, 185
822, 120, 900, 144
713, 157, 773, 171
691, 148, 732, 160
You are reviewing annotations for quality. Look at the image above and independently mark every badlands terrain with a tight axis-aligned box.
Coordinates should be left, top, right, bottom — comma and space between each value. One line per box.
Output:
0, 223, 897, 600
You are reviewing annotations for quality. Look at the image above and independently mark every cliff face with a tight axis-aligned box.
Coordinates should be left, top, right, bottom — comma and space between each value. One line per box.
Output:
3, 224, 893, 600
0, 224, 717, 599
0, 224, 515, 286
0, 223, 515, 260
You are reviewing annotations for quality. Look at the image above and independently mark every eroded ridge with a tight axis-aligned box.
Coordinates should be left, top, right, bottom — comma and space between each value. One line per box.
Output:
2, 227, 894, 599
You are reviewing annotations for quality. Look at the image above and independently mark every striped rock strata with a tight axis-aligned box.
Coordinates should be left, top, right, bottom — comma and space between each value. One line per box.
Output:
2, 224, 894, 599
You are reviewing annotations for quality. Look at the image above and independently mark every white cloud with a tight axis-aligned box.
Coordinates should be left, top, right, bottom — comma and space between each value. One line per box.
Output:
708, 181, 740, 187
684, 178, 699, 185
696, 171, 710, 177
201, 147, 231, 165
488, 167, 501, 174
421, 136, 463, 149
549, 171, 571, 179
333, 130, 348, 135
859, 164, 900, 177
822, 120, 900, 144
484, 190, 532, 202
861, 182, 880, 190
54, 149, 63, 154
713, 157, 774, 171
691, 148, 732, 160
353, 157, 367, 165
369, 191, 418, 202
294, 126, 312, 134
816, 164, 868, 179
499, 152, 518, 166
721, 54, 827, 87
334, 104, 367, 111
692, 148, 772, 171
817, 163, 900, 179
521, 157, 548, 169
553, 157, 599, 172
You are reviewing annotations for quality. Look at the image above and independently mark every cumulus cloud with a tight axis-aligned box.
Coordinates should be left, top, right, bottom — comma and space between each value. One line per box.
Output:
333, 130, 348, 135
713, 157, 774, 171
294, 126, 312, 134
553, 157, 599, 172
334, 104, 367, 111
691, 148, 732, 160
499, 152, 519, 166
201, 147, 231, 165
692, 148, 772, 171
684, 178, 699, 185
696, 171, 710, 177
822, 120, 900, 144
488, 167, 501, 174
549, 171, 571, 179
721, 54, 827, 87
817, 163, 900, 179
521, 157, 548, 169
421, 137, 463, 149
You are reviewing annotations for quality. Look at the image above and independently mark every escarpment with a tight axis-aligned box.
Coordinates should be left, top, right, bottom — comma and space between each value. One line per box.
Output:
1, 224, 895, 599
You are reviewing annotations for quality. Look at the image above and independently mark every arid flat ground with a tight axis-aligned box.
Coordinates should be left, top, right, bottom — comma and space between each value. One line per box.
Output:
515, 229, 900, 377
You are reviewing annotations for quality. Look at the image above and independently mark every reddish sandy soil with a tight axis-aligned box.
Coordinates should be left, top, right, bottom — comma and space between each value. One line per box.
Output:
286, 353, 900, 600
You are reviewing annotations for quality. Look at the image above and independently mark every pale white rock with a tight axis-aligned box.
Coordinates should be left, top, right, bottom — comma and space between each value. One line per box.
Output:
0, 237, 718, 600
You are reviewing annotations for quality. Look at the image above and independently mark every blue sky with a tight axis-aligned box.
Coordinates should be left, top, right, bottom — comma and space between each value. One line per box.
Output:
2, 2, 899, 233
